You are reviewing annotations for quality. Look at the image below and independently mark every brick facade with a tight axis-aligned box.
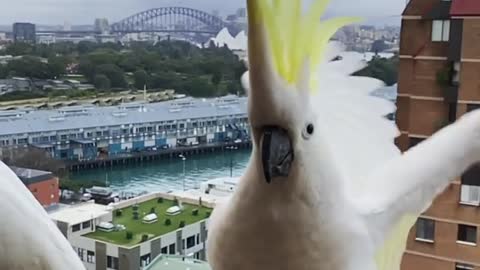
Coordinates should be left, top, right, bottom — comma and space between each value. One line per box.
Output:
28, 177, 59, 207
399, 0, 480, 269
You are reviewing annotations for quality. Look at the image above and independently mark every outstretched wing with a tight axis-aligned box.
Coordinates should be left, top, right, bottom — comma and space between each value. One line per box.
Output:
312, 42, 409, 270
314, 43, 401, 193
314, 42, 480, 270
0, 162, 85, 270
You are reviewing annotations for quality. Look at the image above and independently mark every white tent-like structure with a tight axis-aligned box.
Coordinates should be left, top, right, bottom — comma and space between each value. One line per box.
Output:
206, 28, 248, 51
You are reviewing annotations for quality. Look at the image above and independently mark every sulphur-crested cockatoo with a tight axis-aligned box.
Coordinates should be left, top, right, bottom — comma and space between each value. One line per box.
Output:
0, 162, 85, 269
206, 1, 480, 270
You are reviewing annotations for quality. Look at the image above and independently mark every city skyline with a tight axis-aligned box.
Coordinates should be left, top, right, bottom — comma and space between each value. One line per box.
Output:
0, 0, 404, 26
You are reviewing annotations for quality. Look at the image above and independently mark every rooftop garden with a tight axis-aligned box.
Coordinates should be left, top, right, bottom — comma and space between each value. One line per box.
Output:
85, 197, 212, 247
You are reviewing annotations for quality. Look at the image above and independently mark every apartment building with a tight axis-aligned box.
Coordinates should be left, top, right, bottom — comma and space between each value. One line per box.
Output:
49, 192, 212, 270
11, 166, 59, 207
398, 0, 480, 269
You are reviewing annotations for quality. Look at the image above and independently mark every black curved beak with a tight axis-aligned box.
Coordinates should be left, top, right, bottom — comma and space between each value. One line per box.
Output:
261, 127, 294, 183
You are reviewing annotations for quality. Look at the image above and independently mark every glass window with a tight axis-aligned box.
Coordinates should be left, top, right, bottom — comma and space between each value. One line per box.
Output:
107, 256, 119, 270
187, 235, 196, 248
458, 224, 477, 244
82, 221, 91, 229
140, 254, 151, 267
86, 250, 95, 263
72, 224, 81, 232
460, 185, 480, 206
456, 263, 474, 270
77, 248, 85, 261
169, 243, 175, 255
432, 20, 450, 42
416, 218, 435, 242
161, 247, 168, 254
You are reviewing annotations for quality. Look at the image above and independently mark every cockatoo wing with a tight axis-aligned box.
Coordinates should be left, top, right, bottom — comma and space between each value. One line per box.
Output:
312, 42, 409, 270
313, 42, 401, 191
357, 110, 480, 270
0, 161, 85, 270
313, 43, 480, 270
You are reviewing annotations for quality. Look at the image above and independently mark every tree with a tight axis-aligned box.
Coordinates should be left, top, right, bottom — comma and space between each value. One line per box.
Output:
47, 56, 68, 79
94, 74, 111, 90
133, 70, 149, 90
354, 56, 398, 86
96, 64, 127, 88
211, 70, 222, 89
77, 41, 97, 54
119, 56, 141, 72
183, 77, 216, 97
2, 146, 66, 176
4, 42, 33, 56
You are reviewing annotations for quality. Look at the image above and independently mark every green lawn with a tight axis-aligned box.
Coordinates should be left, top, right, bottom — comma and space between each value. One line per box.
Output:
85, 198, 212, 247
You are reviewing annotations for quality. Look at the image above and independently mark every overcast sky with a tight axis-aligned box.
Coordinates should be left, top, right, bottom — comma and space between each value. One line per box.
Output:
0, 0, 405, 26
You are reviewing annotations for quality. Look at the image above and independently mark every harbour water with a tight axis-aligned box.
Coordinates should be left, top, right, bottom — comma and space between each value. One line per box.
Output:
70, 149, 252, 193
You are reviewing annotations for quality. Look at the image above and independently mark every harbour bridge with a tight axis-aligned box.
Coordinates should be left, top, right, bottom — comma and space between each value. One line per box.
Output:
110, 7, 234, 35
19, 7, 239, 37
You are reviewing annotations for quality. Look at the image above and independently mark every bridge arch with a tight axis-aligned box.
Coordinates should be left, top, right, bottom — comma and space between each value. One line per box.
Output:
111, 7, 227, 34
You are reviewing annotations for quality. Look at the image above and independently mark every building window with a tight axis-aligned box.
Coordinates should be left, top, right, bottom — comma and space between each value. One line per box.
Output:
187, 235, 196, 249
457, 224, 477, 245
169, 243, 175, 255
86, 250, 95, 263
77, 248, 85, 261
467, 104, 480, 112
456, 263, 474, 270
140, 254, 151, 267
460, 185, 480, 206
196, 234, 200, 244
432, 20, 450, 42
161, 247, 168, 254
415, 218, 435, 242
107, 256, 119, 270
72, 224, 81, 232
82, 221, 91, 229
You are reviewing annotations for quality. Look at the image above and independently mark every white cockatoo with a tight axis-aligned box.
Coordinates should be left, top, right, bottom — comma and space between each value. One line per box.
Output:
0, 162, 85, 269
207, 0, 480, 270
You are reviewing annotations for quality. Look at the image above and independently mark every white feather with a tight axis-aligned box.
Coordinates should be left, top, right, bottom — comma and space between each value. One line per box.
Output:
313, 44, 401, 194
0, 161, 85, 270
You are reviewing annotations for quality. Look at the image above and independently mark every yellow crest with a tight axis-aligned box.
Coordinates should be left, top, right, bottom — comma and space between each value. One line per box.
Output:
248, 0, 361, 90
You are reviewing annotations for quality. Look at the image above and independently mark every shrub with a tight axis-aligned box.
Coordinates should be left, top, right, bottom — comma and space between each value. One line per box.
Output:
150, 207, 156, 214
192, 209, 199, 216
132, 204, 139, 211
115, 210, 122, 217
164, 219, 172, 226
126, 231, 133, 240
133, 211, 139, 220
141, 234, 149, 242
179, 221, 186, 228
157, 197, 164, 204
205, 211, 211, 218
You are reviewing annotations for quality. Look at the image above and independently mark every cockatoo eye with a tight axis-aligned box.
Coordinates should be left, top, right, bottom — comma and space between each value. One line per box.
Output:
302, 123, 314, 139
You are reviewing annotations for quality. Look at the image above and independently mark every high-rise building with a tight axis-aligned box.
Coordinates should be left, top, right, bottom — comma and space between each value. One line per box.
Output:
13, 22, 36, 43
94, 18, 110, 34
398, 0, 480, 269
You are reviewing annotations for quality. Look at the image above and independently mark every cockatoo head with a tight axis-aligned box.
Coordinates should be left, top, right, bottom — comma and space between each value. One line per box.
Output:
245, 0, 358, 184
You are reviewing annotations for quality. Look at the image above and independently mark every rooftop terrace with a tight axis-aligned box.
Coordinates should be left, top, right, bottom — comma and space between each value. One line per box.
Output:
85, 198, 212, 247
145, 255, 211, 270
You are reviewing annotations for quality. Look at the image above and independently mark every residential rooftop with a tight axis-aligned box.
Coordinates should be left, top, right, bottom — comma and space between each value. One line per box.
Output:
49, 202, 111, 225
10, 166, 54, 185
85, 198, 212, 247
145, 255, 211, 270
0, 95, 247, 136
